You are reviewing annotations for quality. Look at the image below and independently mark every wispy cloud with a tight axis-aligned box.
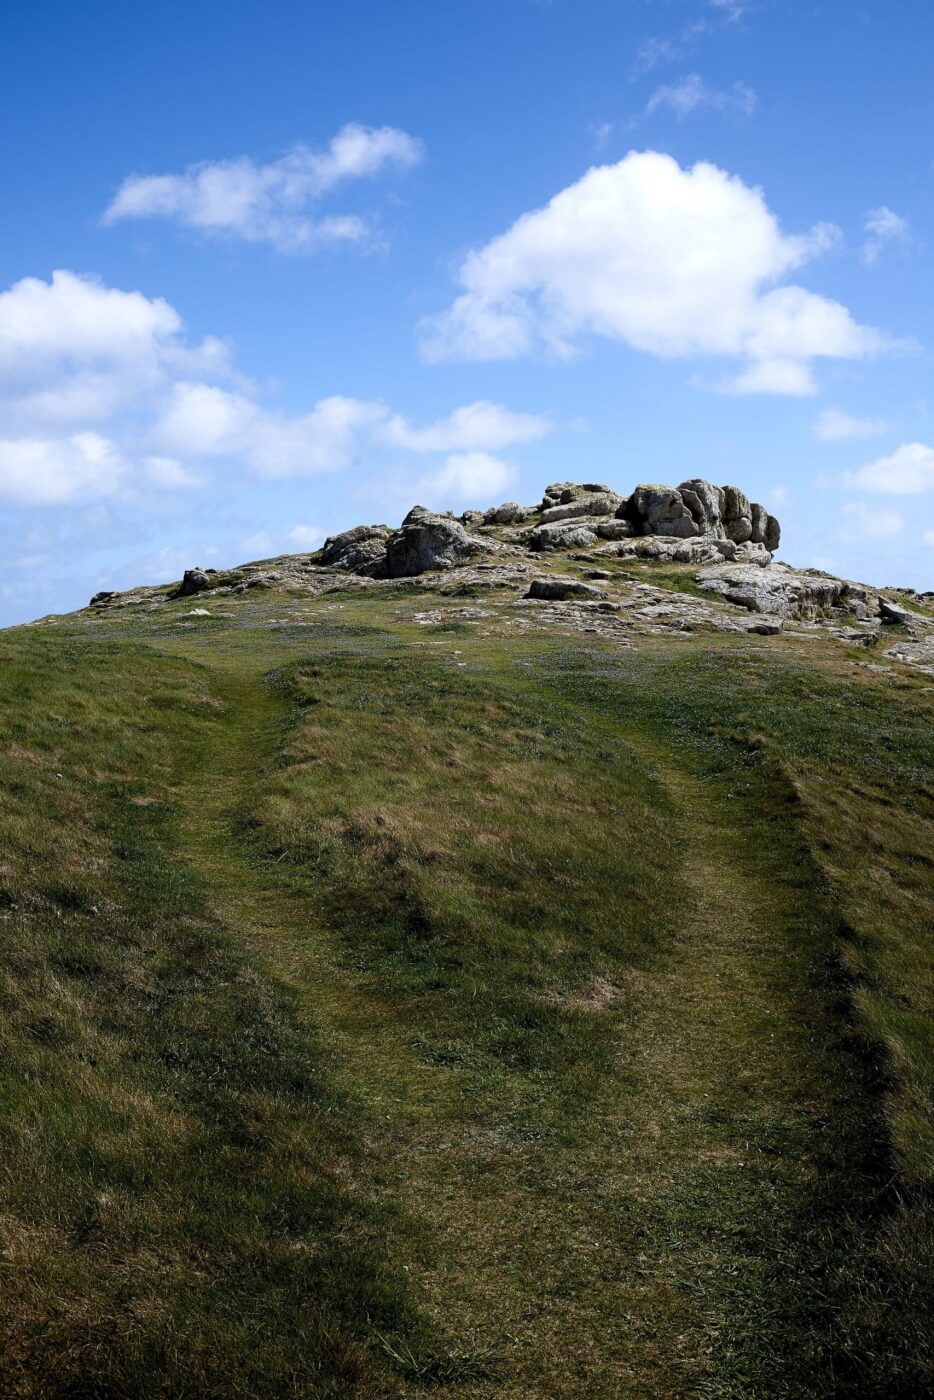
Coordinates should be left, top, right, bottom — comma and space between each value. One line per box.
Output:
631, 20, 709, 79
860, 206, 914, 267
103, 123, 424, 253
646, 74, 757, 119
842, 501, 905, 538
815, 407, 892, 441
847, 442, 934, 494
709, 0, 753, 21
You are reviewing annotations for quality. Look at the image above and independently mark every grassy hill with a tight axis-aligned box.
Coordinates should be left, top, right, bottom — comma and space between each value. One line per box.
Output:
1, 542, 932, 1396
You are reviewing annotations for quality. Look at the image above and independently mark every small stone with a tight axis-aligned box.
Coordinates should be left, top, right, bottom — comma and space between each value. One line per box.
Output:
526, 577, 606, 601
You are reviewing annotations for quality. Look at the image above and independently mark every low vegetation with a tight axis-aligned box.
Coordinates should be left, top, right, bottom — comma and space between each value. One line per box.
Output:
0, 582, 931, 1396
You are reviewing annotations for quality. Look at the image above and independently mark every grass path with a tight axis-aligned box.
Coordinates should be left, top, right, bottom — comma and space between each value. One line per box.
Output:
161, 636, 872, 1397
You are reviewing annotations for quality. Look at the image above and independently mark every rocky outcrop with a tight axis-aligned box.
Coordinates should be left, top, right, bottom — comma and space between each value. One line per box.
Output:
622, 480, 780, 550
386, 506, 492, 578
320, 524, 391, 577
696, 563, 869, 619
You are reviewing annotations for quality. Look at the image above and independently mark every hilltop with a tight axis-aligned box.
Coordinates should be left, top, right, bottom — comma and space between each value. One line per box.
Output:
2, 479, 933, 1398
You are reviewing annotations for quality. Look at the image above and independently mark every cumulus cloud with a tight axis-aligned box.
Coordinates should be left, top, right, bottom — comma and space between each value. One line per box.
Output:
861, 206, 913, 267
0, 269, 550, 506
815, 407, 892, 440
103, 123, 424, 252
381, 400, 551, 452
422, 452, 518, 505
0, 270, 230, 431
0, 432, 124, 506
646, 75, 757, 119
419, 151, 890, 394
847, 442, 934, 494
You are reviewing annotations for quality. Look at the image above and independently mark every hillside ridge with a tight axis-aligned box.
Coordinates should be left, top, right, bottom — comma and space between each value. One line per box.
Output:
2, 476, 932, 1396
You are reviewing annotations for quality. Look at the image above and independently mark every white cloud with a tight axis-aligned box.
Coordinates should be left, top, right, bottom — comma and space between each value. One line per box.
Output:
725, 358, 817, 397
420, 151, 889, 394
103, 123, 424, 253
815, 407, 891, 440
287, 525, 324, 547
422, 452, 518, 505
144, 456, 201, 489
156, 382, 387, 477
923, 530, 934, 548
0, 270, 231, 437
0, 268, 552, 507
861, 206, 913, 267
0, 432, 124, 505
842, 501, 905, 538
646, 75, 757, 119
848, 442, 934, 494
381, 400, 551, 452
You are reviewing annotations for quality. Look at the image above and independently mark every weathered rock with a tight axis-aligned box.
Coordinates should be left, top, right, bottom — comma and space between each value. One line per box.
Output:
879, 597, 917, 626
610, 535, 743, 565
174, 569, 211, 598
386, 506, 491, 577
89, 590, 114, 607
539, 481, 613, 510
678, 479, 725, 534
320, 524, 391, 577
624, 484, 699, 538
526, 577, 606, 601
619, 478, 780, 552
722, 486, 753, 544
594, 519, 636, 541
539, 492, 622, 525
528, 521, 600, 551
697, 563, 868, 619
483, 502, 531, 525
836, 628, 879, 647
883, 632, 934, 674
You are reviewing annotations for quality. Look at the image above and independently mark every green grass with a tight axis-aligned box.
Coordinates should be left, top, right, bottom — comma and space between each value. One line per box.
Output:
1, 589, 932, 1396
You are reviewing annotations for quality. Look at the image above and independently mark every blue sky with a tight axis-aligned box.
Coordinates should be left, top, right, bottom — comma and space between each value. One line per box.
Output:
2, 0, 933, 623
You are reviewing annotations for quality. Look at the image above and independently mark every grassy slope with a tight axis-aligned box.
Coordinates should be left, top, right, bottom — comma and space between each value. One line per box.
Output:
0, 585, 931, 1397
